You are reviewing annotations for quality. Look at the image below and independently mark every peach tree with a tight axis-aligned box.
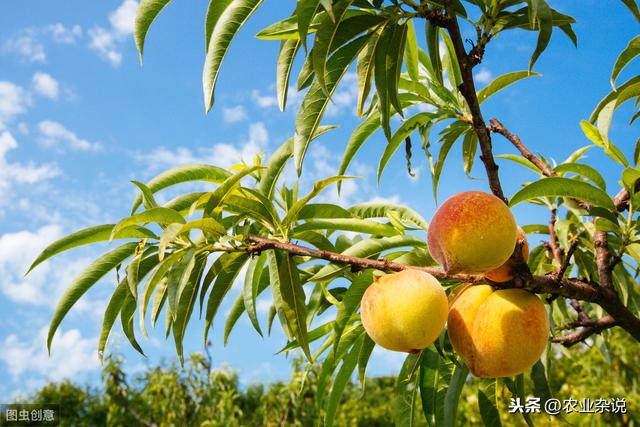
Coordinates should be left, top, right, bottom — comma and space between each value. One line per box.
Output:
29, 0, 640, 425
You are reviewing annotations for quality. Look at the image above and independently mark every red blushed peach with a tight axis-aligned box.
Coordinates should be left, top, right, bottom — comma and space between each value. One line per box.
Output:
428, 191, 517, 274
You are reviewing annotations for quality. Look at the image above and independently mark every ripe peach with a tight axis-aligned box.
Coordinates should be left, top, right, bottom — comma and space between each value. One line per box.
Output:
485, 227, 529, 283
360, 270, 448, 353
448, 284, 549, 378
427, 191, 517, 274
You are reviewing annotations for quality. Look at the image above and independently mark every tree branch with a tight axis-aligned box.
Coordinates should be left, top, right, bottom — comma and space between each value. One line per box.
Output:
548, 209, 562, 266
553, 315, 617, 347
242, 235, 640, 342
488, 118, 557, 177
443, 0, 506, 203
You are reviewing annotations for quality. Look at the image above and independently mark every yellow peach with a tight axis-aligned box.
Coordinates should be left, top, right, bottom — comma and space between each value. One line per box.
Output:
448, 284, 549, 377
360, 270, 448, 353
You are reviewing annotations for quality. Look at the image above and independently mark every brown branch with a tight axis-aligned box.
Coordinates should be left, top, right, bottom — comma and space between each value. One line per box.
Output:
594, 230, 614, 290
548, 209, 562, 266
488, 118, 556, 177
443, 0, 506, 203
243, 235, 640, 342
553, 315, 617, 347
557, 238, 579, 279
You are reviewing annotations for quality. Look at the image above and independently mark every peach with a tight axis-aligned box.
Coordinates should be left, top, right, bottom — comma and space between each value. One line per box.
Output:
428, 191, 517, 274
448, 284, 549, 378
360, 270, 448, 353
485, 227, 529, 283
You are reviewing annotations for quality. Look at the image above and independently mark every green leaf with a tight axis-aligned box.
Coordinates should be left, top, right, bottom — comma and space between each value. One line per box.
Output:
339, 112, 380, 188
580, 120, 629, 167
357, 334, 375, 392
279, 321, 334, 353
298, 203, 352, 219
203, 165, 262, 217
277, 39, 301, 111
404, 21, 420, 89
528, 0, 552, 71
612, 35, 640, 87
294, 218, 400, 236
554, 162, 606, 190
243, 253, 268, 336
296, 0, 321, 49
173, 254, 207, 365
444, 362, 469, 427
374, 23, 408, 139
394, 352, 422, 427
112, 207, 185, 239
356, 26, 384, 117
131, 164, 230, 214
426, 21, 443, 85
255, 11, 324, 40
419, 348, 440, 425
312, 0, 353, 93
496, 154, 541, 174
510, 177, 615, 210
49, 242, 139, 353
98, 281, 128, 362
204, 252, 250, 341
27, 224, 153, 274
134, 0, 173, 62
334, 270, 373, 359
349, 202, 428, 230
325, 335, 363, 427
478, 379, 502, 427
378, 112, 436, 181
294, 34, 370, 175
462, 131, 478, 176
203, 0, 264, 112
271, 251, 312, 361
120, 292, 145, 356
621, 0, 640, 21
590, 75, 640, 123
283, 175, 356, 226
131, 180, 159, 210
178, 218, 226, 237
477, 71, 541, 104
312, 235, 426, 281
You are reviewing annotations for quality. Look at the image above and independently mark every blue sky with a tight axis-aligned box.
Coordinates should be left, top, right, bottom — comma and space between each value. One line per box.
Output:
0, 0, 637, 398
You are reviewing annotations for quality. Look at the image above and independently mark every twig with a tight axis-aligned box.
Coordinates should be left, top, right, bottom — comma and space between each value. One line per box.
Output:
553, 315, 617, 347
488, 118, 556, 177
548, 209, 563, 266
443, 0, 506, 203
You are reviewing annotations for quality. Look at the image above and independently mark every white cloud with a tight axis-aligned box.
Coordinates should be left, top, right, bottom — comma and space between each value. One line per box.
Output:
0, 81, 31, 129
475, 68, 493, 84
0, 132, 60, 196
88, 27, 122, 67
89, 0, 138, 67
37, 120, 101, 151
138, 121, 269, 170
109, 0, 138, 37
0, 225, 63, 304
223, 105, 248, 123
2, 24, 83, 62
2, 29, 45, 62
251, 90, 279, 108
32, 72, 59, 100
0, 326, 99, 382
47, 23, 82, 44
